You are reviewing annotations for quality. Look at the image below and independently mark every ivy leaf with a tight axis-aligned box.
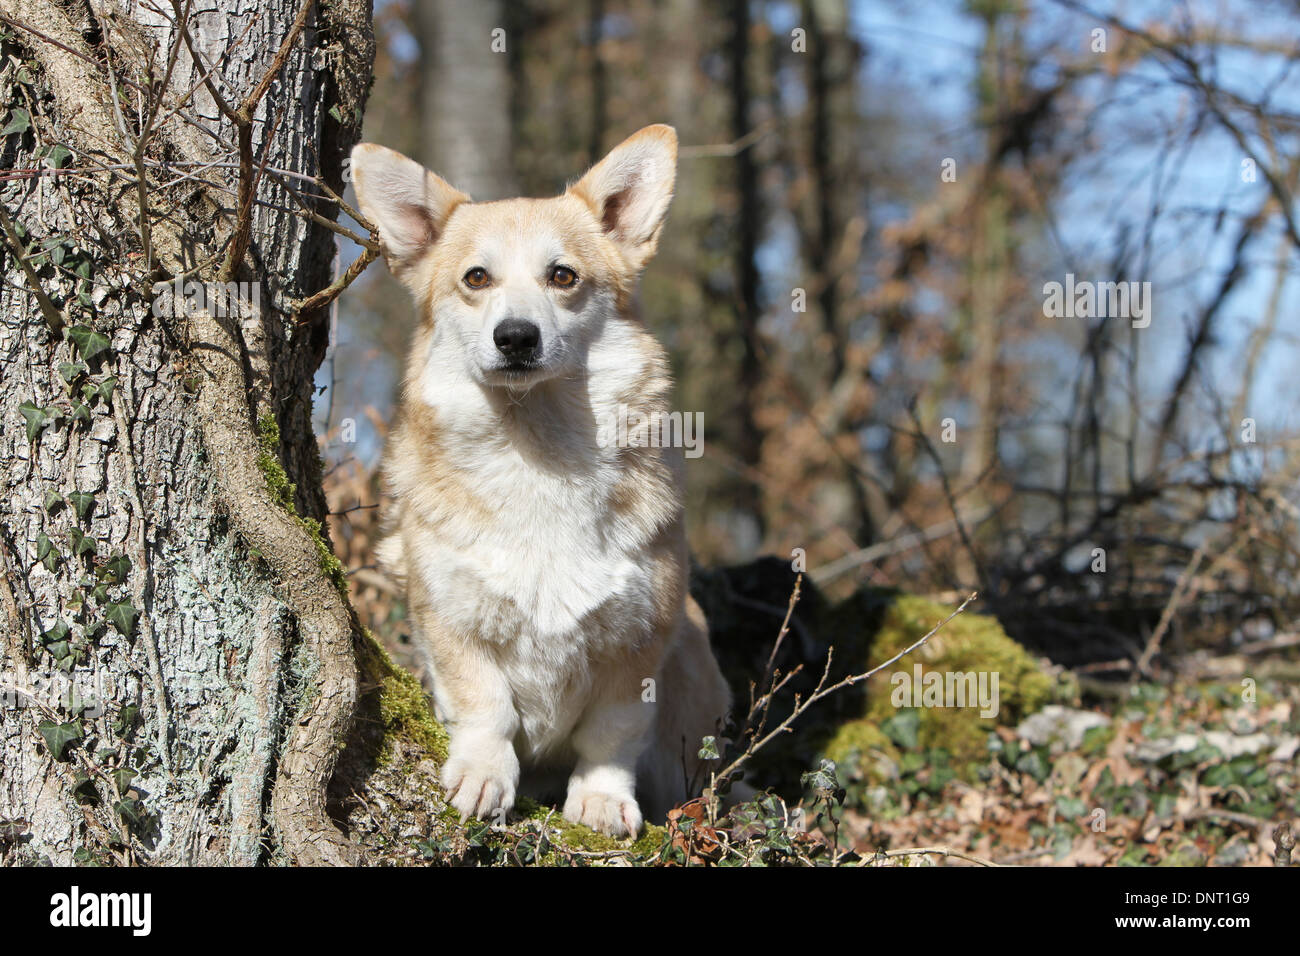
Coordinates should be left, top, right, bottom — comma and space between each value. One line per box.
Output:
94, 376, 117, 404
36, 531, 60, 572
72, 771, 98, 803
43, 489, 64, 513
114, 798, 146, 829
1, 107, 30, 136
41, 621, 70, 645
112, 704, 140, 738
105, 599, 137, 637
18, 401, 52, 443
65, 324, 110, 362
37, 719, 82, 760
54, 643, 84, 672
44, 144, 72, 169
70, 401, 91, 424
58, 362, 86, 384
66, 491, 95, 522
800, 759, 843, 800
881, 708, 921, 749
69, 527, 96, 557
71, 848, 102, 866
61, 681, 89, 716
101, 553, 130, 584
111, 767, 136, 793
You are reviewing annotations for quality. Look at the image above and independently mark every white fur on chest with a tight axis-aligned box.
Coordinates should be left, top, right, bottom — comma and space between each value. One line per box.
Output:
418, 452, 654, 640
412, 321, 661, 760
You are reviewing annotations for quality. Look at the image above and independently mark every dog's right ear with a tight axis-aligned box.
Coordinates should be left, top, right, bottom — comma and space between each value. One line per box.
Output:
349, 144, 471, 281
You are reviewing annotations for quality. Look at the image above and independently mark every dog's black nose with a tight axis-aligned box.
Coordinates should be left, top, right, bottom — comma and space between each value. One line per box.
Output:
493, 318, 541, 362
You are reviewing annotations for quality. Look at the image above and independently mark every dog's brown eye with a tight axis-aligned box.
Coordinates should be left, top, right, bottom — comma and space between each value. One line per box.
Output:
463, 267, 490, 289
550, 265, 578, 288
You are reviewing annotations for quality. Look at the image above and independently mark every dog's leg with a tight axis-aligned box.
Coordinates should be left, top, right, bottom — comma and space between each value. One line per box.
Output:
409, 581, 521, 822
639, 598, 733, 818
564, 673, 656, 837
436, 648, 521, 824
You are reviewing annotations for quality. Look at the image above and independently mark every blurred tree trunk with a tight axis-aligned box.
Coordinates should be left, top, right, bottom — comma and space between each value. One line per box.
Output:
413, 0, 517, 197
960, 6, 1013, 490
0, 0, 373, 865
726, 0, 766, 544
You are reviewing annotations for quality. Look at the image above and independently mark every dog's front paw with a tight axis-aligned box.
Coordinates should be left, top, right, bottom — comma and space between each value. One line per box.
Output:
563, 784, 643, 837
441, 741, 519, 822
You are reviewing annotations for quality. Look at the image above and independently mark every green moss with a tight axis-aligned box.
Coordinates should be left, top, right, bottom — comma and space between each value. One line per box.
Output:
513, 796, 667, 858
356, 628, 448, 764
255, 411, 347, 595
823, 719, 900, 770
302, 515, 349, 594
823, 591, 1053, 778
629, 823, 669, 858
256, 412, 297, 512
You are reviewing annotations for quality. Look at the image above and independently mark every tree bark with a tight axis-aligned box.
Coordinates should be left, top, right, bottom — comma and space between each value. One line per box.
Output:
0, 0, 374, 865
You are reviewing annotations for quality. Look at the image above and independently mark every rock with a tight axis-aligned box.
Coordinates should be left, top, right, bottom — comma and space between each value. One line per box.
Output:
1016, 706, 1110, 751
1269, 737, 1299, 763
1158, 841, 1208, 867
1211, 837, 1253, 867
1133, 730, 1273, 763
1203, 731, 1271, 758
1133, 733, 1202, 763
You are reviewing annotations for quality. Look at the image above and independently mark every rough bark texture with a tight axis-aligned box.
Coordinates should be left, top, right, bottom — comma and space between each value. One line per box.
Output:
0, 0, 374, 865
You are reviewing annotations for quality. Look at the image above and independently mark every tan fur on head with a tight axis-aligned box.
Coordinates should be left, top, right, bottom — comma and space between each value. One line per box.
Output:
350, 126, 731, 837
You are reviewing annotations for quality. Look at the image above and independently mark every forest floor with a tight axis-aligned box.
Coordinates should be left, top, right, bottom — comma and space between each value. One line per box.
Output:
824, 677, 1298, 867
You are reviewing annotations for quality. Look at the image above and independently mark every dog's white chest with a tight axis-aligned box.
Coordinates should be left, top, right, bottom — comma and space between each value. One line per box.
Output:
415, 450, 656, 760
415, 435, 658, 640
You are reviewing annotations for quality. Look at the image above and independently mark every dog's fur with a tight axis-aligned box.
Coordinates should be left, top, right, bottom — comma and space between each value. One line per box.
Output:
349, 125, 731, 836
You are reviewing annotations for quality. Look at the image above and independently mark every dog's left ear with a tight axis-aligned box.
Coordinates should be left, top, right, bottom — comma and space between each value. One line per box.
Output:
569, 124, 677, 269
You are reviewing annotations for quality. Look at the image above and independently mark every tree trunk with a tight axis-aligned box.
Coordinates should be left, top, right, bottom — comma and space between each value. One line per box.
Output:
412, 0, 517, 198
0, 0, 374, 865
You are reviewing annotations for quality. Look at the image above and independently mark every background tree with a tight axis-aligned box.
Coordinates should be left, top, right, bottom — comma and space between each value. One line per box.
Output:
329, 0, 1300, 676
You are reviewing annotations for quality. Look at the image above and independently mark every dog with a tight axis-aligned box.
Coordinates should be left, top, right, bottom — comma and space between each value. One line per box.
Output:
349, 125, 732, 837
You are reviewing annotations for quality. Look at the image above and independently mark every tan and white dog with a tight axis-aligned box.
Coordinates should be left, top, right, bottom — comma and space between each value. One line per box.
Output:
349, 125, 732, 837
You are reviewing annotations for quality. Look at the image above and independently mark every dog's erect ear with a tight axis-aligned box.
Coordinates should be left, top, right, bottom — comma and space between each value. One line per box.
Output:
569, 124, 677, 269
350, 143, 471, 280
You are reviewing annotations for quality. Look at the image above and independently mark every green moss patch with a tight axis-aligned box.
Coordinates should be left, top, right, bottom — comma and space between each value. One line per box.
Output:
822, 593, 1052, 779
356, 628, 448, 764
255, 411, 348, 595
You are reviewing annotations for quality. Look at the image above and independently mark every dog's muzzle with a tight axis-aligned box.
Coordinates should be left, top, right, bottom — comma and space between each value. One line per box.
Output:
493, 318, 541, 367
